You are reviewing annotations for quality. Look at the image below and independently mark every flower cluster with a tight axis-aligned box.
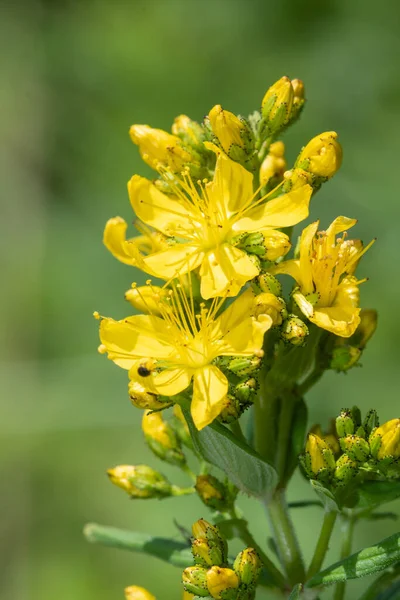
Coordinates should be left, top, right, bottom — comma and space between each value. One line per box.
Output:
96, 75, 374, 434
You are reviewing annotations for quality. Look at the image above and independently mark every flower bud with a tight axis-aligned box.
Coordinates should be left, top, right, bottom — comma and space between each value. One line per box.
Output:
370, 419, 400, 460
291, 78, 305, 104
261, 76, 294, 134
192, 519, 228, 565
225, 356, 261, 377
129, 124, 199, 171
259, 141, 286, 188
234, 377, 257, 404
218, 394, 245, 424
182, 592, 194, 600
182, 566, 209, 597
254, 292, 287, 325
124, 586, 155, 600
238, 230, 290, 262
128, 381, 169, 411
195, 474, 232, 512
302, 434, 335, 480
255, 273, 282, 296
330, 346, 362, 372
334, 454, 358, 486
296, 132, 343, 179
208, 105, 251, 159
282, 167, 314, 193
350, 309, 378, 350
309, 423, 340, 455
125, 285, 170, 315
142, 410, 186, 467
336, 409, 356, 438
233, 548, 262, 588
280, 315, 309, 346
107, 465, 172, 499
206, 566, 240, 600
363, 409, 379, 437
172, 114, 204, 146
339, 435, 370, 462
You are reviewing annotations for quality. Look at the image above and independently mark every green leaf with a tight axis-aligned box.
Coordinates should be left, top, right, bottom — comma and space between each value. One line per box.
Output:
84, 523, 192, 567
288, 583, 303, 598
360, 564, 400, 599
306, 532, 400, 588
182, 407, 278, 498
310, 480, 340, 513
288, 500, 323, 509
357, 481, 400, 509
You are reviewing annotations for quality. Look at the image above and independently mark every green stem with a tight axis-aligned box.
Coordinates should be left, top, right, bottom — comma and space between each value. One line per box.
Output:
276, 393, 296, 482
181, 464, 197, 483
233, 518, 286, 589
265, 488, 306, 586
306, 511, 337, 579
171, 485, 195, 496
333, 517, 355, 600
297, 365, 324, 396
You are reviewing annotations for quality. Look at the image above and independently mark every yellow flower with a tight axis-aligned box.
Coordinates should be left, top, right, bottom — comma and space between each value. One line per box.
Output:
99, 286, 272, 429
125, 586, 155, 600
103, 217, 169, 276
208, 105, 246, 154
370, 419, 400, 460
129, 145, 312, 298
271, 217, 373, 337
130, 124, 198, 171
206, 566, 240, 599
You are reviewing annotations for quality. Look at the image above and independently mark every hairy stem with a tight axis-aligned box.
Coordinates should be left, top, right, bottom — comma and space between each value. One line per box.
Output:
306, 511, 337, 579
333, 517, 355, 600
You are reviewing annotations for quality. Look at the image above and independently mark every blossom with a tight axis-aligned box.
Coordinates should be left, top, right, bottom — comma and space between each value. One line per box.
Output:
271, 216, 373, 337
128, 145, 312, 298
129, 124, 199, 171
98, 286, 272, 430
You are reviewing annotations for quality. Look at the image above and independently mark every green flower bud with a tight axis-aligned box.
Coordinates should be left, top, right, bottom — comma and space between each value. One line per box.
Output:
192, 537, 225, 568
280, 314, 309, 346
330, 346, 362, 372
363, 410, 379, 437
336, 409, 356, 438
107, 465, 172, 499
370, 419, 400, 460
334, 454, 358, 486
206, 566, 240, 600
339, 435, 370, 462
226, 356, 261, 377
234, 378, 258, 404
195, 474, 232, 512
233, 547, 262, 588
171, 114, 205, 147
182, 566, 209, 596
255, 273, 282, 296
254, 293, 287, 325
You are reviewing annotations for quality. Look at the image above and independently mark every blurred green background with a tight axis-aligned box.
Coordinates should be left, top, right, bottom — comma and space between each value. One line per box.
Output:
1, 0, 400, 598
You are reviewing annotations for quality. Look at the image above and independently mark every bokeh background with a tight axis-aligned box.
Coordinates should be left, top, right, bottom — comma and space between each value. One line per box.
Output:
2, 0, 400, 598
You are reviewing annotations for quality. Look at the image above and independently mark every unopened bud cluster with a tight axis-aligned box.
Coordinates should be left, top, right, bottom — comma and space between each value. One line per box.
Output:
301, 407, 400, 499
182, 519, 261, 600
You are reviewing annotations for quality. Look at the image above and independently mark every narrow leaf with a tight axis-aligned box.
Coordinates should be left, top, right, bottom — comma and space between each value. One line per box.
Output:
84, 523, 192, 567
306, 532, 400, 588
310, 480, 340, 513
182, 407, 278, 498
288, 583, 303, 598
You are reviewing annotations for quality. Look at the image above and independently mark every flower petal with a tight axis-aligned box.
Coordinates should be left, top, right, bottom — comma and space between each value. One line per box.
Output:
293, 291, 314, 319
214, 288, 256, 334
206, 145, 253, 216
148, 368, 191, 396
220, 315, 272, 355
310, 305, 361, 337
100, 315, 176, 368
144, 244, 204, 279
128, 175, 198, 237
200, 244, 259, 299
233, 185, 312, 232
325, 216, 357, 247
299, 220, 320, 294
191, 366, 228, 430
103, 217, 137, 266
269, 258, 302, 285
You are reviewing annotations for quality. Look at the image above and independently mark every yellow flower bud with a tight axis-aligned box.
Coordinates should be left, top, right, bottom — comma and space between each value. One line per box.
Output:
124, 586, 155, 600
208, 105, 247, 155
191, 520, 227, 566
282, 167, 314, 192
107, 464, 172, 498
172, 114, 204, 145
259, 141, 287, 187
129, 124, 197, 171
206, 566, 239, 600
310, 423, 340, 455
334, 454, 358, 485
128, 380, 168, 411
291, 78, 305, 102
296, 131, 343, 178
281, 315, 309, 346
125, 285, 170, 315
142, 410, 186, 467
195, 474, 231, 512
182, 566, 209, 597
339, 435, 370, 462
370, 419, 400, 460
254, 292, 287, 325
261, 76, 294, 133
304, 434, 335, 478
233, 547, 262, 588
182, 592, 194, 600
255, 273, 282, 296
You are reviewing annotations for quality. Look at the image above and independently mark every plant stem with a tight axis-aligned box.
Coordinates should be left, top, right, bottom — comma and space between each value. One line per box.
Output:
230, 419, 248, 445
276, 393, 296, 481
265, 488, 306, 586
234, 518, 286, 589
306, 511, 337, 579
333, 517, 355, 600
